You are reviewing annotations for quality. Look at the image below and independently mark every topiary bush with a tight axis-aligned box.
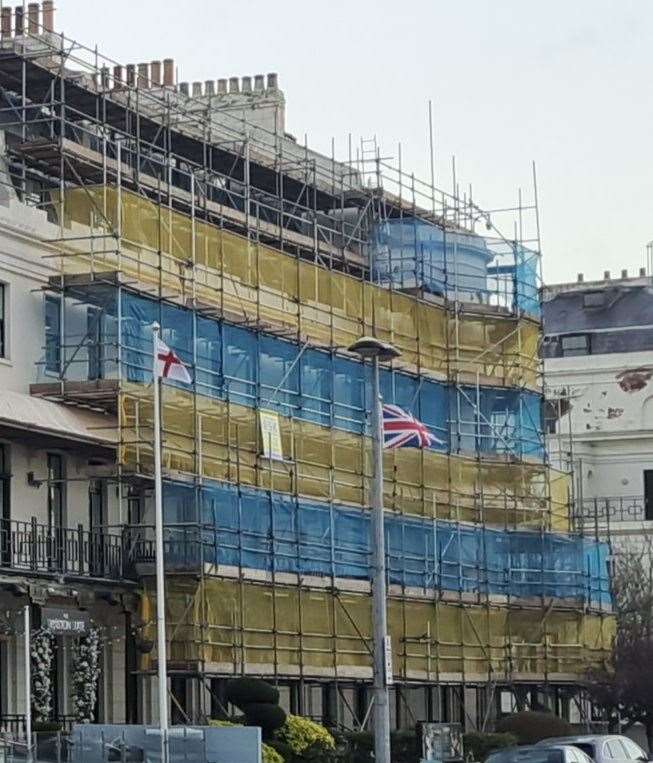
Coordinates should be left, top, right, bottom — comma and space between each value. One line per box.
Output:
464, 732, 518, 761
276, 714, 336, 758
243, 702, 288, 737
495, 711, 572, 744
225, 677, 280, 709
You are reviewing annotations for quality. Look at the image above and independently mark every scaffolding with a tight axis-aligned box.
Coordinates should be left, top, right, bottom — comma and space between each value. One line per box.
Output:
0, 13, 614, 725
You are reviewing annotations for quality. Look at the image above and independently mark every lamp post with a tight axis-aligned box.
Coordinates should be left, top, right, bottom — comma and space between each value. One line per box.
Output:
348, 336, 401, 763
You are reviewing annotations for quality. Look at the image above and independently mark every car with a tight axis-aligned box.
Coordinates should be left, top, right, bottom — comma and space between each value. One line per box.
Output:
486, 744, 595, 763
537, 735, 649, 763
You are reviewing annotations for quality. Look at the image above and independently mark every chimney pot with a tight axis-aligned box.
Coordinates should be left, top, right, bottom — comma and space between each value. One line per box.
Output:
150, 61, 162, 87
100, 66, 110, 90
113, 65, 123, 89
640, 267, 647, 277
14, 7, 24, 36
254, 74, 265, 91
621, 269, 628, 279
604, 270, 611, 280
137, 63, 149, 89
179, 82, 189, 96
42, 0, 54, 32
1, 8, 12, 37
267, 72, 278, 89
27, 3, 38, 34
126, 64, 136, 87
577, 273, 584, 283
192, 81, 202, 97
204, 80, 215, 96
229, 77, 240, 93
163, 58, 174, 87
242, 76, 252, 93
217, 78, 228, 94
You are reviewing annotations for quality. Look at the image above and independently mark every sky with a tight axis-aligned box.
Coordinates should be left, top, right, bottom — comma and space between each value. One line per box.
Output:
55, 0, 653, 284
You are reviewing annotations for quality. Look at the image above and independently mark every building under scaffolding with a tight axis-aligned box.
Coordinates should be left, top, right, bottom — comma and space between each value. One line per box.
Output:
0, 3, 613, 729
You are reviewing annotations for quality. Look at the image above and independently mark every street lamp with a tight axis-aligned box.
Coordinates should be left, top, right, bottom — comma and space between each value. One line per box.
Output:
348, 336, 401, 763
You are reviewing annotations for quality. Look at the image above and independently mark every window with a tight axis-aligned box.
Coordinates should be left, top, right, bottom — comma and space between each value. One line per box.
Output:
561, 334, 590, 357
645, 470, 653, 521
583, 291, 605, 307
604, 740, 627, 759
45, 295, 61, 374
0, 283, 6, 358
0, 445, 10, 566
47, 454, 64, 529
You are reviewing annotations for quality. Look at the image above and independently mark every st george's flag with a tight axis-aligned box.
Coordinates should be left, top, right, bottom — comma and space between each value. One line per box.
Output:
155, 336, 192, 384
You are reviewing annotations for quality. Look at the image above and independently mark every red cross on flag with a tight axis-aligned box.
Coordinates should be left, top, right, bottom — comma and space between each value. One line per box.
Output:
155, 336, 192, 384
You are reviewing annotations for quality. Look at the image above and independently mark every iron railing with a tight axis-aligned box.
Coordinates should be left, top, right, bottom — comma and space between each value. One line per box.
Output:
0, 517, 137, 581
574, 496, 648, 524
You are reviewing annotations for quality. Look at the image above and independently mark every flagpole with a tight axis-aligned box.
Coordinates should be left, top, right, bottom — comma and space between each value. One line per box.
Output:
152, 323, 169, 758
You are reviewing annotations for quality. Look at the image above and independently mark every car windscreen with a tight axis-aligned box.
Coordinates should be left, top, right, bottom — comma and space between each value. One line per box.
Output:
570, 744, 595, 760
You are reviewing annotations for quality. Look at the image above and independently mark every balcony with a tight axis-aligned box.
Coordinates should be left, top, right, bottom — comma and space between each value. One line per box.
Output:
574, 496, 648, 525
0, 517, 137, 583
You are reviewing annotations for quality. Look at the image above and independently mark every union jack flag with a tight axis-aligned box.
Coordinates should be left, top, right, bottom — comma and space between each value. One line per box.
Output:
382, 404, 442, 449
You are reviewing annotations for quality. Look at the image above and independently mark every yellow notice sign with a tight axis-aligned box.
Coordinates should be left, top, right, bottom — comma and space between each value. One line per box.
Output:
259, 410, 284, 461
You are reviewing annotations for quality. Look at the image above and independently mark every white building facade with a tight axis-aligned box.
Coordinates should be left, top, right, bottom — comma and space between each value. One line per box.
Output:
543, 270, 653, 553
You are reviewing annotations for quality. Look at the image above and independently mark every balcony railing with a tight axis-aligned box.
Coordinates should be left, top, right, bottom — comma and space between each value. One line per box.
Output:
574, 496, 648, 524
0, 517, 137, 582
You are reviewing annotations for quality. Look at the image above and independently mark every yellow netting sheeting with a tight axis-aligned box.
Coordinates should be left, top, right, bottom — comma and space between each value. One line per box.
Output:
139, 579, 614, 681
119, 386, 570, 530
55, 186, 539, 390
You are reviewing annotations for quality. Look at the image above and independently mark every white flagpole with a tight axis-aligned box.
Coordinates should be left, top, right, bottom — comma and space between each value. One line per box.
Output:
152, 323, 169, 758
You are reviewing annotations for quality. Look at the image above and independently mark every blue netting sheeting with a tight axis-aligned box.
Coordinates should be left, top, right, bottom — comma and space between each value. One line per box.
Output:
516, 246, 541, 318
371, 220, 542, 320
168, 480, 611, 606
117, 291, 544, 460
371, 219, 493, 300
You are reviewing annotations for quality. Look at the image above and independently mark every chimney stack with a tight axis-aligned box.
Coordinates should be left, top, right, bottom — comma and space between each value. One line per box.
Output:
229, 77, 239, 93
27, 3, 39, 34
163, 58, 174, 87
604, 270, 611, 280
621, 269, 628, 279
640, 267, 647, 277
204, 80, 215, 96
217, 78, 227, 94
113, 65, 123, 89
178, 82, 189, 96
100, 66, 110, 90
42, 0, 54, 32
14, 6, 24, 36
192, 81, 202, 97
267, 72, 278, 89
126, 64, 136, 88
242, 76, 252, 93
1, 8, 11, 37
137, 63, 149, 89
254, 74, 265, 91
150, 61, 162, 87
577, 273, 584, 283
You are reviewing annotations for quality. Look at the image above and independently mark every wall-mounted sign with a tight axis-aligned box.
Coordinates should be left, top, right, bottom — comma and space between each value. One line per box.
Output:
41, 607, 91, 635
259, 410, 284, 461
384, 634, 394, 685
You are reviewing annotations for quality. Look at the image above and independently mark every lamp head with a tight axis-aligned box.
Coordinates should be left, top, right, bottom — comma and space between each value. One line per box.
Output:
347, 336, 401, 362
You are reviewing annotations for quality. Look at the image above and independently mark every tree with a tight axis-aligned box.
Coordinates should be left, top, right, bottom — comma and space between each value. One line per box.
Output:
588, 540, 653, 748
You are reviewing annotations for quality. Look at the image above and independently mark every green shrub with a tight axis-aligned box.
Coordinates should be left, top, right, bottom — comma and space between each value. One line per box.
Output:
495, 711, 572, 744
262, 743, 285, 763
276, 714, 336, 757
225, 677, 280, 709
464, 732, 518, 761
243, 702, 288, 737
